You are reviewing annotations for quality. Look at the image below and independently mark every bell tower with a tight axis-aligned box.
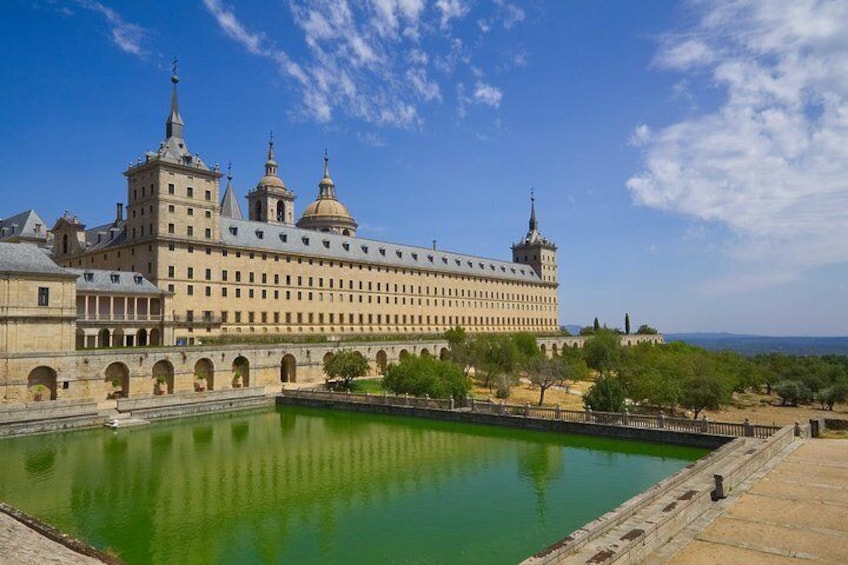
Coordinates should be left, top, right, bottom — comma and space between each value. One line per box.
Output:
511, 190, 558, 285
247, 134, 296, 225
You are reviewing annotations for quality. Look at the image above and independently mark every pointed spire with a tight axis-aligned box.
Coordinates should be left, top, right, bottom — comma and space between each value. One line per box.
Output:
318, 149, 336, 199
529, 187, 538, 233
220, 161, 243, 220
166, 57, 184, 139
265, 131, 278, 176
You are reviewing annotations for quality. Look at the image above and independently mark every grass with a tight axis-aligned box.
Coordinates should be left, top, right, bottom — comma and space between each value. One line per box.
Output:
820, 429, 848, 439
349, 378, 385, 394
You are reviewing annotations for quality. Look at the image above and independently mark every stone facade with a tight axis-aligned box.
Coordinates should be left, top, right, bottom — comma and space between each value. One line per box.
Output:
48, 73, 559, 345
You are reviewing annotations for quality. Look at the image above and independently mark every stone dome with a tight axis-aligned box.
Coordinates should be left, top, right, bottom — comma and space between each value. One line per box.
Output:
296, 153, 357, 236
300, 198, 354, 221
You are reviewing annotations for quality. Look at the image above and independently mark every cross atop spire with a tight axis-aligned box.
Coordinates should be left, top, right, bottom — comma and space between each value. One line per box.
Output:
265, 133, 278, 176
166, 58, 184, 139
529, 186, 538, 233
227, 161, 233, 182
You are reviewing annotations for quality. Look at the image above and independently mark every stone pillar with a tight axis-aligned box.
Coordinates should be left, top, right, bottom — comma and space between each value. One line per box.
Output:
659, 411, 666, 429
701, 416, 709, 433
525, 402, 531, 417
743, 418, 754, 437
555, 404, 561, 420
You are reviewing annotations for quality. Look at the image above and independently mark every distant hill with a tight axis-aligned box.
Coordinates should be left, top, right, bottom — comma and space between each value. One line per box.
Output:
665, 333, 848, 356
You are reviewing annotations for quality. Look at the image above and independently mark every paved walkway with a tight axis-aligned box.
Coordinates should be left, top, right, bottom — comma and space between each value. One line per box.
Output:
0, 511, 105, 564
658, 439, 848, 564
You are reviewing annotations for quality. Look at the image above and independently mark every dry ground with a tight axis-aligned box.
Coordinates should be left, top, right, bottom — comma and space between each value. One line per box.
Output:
486, 381, 848, 427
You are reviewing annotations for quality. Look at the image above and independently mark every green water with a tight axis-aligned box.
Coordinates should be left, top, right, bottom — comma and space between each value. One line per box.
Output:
0, 407, 707, 564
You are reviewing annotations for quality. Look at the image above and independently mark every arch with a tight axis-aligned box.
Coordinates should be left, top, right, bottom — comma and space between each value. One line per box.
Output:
552, 343, 559, 356
75, 328, 85, 349
439, 347, 450, 361
233, 356, 250, 387
276, 201, 285, 222
322, 352, 334, 365
420, 348, 431, 358
28, 366, 57, 401
342, 229, 351, 236
255, 201, 262, 221
136, 329, 148, 347
152, 359, 174, 395
62, 234, 68, 255
375, 350, 388, 374
195, 358, 215, 391
149, 328, 161, 346
105, 362, 130, 400
112, 329, 125, 347
398, 349, 410, 361
540, 343, 547, 357
98, 328, 111, 348
280, 354, 296, 383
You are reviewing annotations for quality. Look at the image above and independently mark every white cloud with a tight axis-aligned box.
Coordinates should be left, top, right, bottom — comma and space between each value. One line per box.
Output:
75, 1, 146, 56
473, 80, 502, 107
204, 0, 524, 127
628, 0, 848, 293
628, 124, 651, 147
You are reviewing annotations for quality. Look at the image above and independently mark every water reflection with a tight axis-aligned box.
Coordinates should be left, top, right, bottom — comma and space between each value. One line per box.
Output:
0, 407, 706, 565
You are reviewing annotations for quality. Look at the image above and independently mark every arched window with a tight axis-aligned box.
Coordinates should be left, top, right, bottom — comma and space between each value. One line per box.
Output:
276, 201, 285, 222
255, 201, 262, 220
62, 234, 68, 254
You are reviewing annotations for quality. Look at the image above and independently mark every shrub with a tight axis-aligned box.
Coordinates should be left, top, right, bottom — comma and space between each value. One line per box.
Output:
583, 375, 627, 412
383, 355, 470, 400
774, 379, 813, 406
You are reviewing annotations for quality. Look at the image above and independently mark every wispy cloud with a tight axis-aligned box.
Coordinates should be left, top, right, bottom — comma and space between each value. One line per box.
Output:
628, 0, 848, 294
74, 1, 147, 56
203, 0, 521, 128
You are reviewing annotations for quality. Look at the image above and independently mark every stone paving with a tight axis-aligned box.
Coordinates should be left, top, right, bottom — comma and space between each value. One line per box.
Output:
659, 439, 848, 564
0, 512, 105, 564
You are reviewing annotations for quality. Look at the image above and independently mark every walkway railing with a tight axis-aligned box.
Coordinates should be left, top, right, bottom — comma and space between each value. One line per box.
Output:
284, 389, 780, 439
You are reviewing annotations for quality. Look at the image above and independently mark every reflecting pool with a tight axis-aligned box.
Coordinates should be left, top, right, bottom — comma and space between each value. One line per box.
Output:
0, 407, 707, 564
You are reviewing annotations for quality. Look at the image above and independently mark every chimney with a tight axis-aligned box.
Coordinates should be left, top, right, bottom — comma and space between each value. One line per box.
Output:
432, 240, 437, 251
116, 202, 123, 223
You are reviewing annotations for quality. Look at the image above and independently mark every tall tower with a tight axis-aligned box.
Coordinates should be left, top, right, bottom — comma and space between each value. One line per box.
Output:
511, 191, 558, 285
123, 67, 221, 280
247, 135, 295, 225
297, 152, 358, 236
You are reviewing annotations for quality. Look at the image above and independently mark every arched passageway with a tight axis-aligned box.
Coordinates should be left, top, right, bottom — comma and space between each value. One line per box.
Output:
28, 366, 57, 401
399, 349, 410, 361
439, 347, 450, 361
280, 354, 296, 383
195, 358, 214, 391
137, 329, 148, 347
552, 344, 559, 356
150, 328, 161, 346
98, 328, 111, 348
105, 362, 129, 399
376, 350, 388, 374
233, 356, 250, 387
152, 360, 174, 394
420, 348, 431, 358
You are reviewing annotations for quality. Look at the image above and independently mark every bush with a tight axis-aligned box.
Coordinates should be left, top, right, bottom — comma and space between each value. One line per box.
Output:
816, 383, 848, 411
774, 379, 813, 406
383, 355, 470, 400
583, 375, 627, 412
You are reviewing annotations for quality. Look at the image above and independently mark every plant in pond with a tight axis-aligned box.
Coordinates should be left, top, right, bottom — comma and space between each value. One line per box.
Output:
31, 384, 48, 401
194, 371, 207, 392
232, 369, 243, 387
110, 378, 123, 399
154, 373, 168, 394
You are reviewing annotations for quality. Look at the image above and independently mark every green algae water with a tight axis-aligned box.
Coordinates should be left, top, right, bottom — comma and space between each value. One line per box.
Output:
0, 407, 706, 564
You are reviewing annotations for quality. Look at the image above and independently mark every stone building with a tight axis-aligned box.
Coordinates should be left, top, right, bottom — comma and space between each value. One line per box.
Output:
50, 72, 560, 345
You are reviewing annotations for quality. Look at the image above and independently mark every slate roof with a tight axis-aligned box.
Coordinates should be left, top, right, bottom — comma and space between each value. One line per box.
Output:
219, 218, 541, 283
84, 220, 127, 251
0, 242, 75, 277
67, 268, 165, 295
0, 210, 48, 243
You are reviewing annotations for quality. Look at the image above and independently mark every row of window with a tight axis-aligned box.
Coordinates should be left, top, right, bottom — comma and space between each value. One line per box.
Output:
204, 309, 555, 327
130, 182, 213, 202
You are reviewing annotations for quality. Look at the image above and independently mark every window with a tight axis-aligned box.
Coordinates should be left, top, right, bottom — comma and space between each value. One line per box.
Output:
168, 223, 175, 234
187, 208, 194, 216
168, 266, 175, 277
168, 183, 175, 194
187, 186, 194, 198
187, 285, 194, 295
187, 267, 194, 279
187, 226, 194, 237
205, 228, 211, 239
37, 287, 49, 306
205, 190, 211, 201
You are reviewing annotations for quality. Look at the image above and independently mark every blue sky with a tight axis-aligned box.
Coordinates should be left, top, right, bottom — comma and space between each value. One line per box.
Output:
2, 1, 847, 336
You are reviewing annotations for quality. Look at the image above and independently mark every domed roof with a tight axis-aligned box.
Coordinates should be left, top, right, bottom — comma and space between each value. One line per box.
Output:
300, 198, 354, 221
257, 173, 287, 190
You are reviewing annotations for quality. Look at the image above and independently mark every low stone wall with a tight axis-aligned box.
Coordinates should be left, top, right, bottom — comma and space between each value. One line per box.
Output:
0, 399, 104, 437
276, 394, 731, 449
120, 387, 273, 421
524, 424, 798, 565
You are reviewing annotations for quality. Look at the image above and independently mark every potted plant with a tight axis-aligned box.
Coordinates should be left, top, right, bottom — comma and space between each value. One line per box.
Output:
232, 369, 243, 388
155, 374, 168, 395
194, 371, 207, 392
111, 378, 123, 399
32, 384, 48, 402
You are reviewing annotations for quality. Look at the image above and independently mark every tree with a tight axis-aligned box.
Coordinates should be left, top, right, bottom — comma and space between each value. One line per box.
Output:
473, 334, 518, 393
383, 355, 471, 400
774, 380, 813, 407
635, 324, 658, 335
816, 384, 848, 411
679, 373, 731, 419
443, 326, 466, 348
511, 332, 540, 364
560, 346, 590, 382
583, 375, 627, 412
323, 350, 370, 390
625, 313, 631, 335
583, 329, 623, 378
593, 317, 600, 332
527, 356, 566, 406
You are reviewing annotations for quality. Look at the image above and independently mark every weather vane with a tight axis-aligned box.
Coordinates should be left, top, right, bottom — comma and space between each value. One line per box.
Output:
172, 57, 178, 75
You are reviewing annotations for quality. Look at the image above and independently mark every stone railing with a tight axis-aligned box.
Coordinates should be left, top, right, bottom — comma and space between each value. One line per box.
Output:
283, 390, 780, 439
117, 386, 265, 412
0, 399, 99, 424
